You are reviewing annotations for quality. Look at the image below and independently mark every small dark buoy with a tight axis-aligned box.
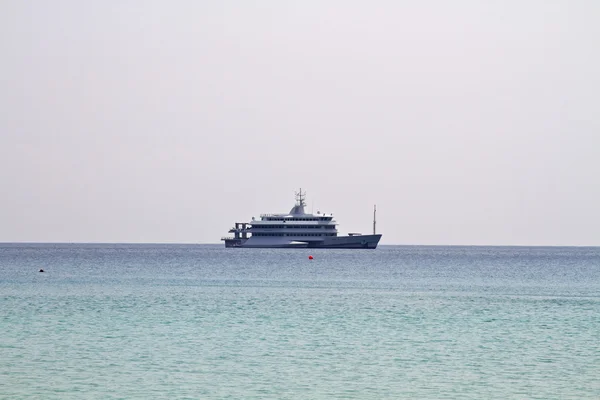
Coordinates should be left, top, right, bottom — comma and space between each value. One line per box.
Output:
39, 269, 44, 273
308, 255, 313, 260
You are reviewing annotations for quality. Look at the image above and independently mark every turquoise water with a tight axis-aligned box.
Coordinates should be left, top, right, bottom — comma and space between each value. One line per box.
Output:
1, 244, 599, 399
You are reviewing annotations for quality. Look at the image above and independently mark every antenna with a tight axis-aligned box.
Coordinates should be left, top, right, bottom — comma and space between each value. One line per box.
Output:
295, 188, 306, 206
373, 204, 377, 235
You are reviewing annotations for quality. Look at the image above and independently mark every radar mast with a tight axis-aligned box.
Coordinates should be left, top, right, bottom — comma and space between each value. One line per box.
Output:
295, 188, 307, 207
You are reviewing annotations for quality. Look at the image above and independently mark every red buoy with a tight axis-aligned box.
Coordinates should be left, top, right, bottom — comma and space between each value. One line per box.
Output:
308, 255, 313, 260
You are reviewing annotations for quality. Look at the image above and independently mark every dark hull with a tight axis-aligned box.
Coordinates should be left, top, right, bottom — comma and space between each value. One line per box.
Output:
224, 234, 382, 249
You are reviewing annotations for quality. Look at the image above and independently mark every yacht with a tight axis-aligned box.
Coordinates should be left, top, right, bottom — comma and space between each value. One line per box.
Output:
221, 189, 382, 248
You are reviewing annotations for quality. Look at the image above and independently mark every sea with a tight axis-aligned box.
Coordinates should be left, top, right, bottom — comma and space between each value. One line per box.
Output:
1, 244, 599, 399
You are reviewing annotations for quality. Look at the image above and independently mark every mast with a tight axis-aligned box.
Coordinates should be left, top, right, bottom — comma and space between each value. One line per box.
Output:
373, 204, 376, 235
295, 188, 306, 206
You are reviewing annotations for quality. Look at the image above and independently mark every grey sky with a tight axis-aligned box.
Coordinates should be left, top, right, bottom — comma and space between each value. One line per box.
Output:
1, 1, 599, 245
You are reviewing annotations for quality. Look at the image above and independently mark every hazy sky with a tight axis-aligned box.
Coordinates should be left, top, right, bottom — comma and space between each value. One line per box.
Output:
1, 1, 599, 245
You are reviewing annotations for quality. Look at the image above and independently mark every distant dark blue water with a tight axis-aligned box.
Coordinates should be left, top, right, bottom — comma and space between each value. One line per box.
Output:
1, 244, 599, 399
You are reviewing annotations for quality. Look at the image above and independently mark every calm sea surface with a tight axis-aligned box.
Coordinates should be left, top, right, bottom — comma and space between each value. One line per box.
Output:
1, 244, 599, 399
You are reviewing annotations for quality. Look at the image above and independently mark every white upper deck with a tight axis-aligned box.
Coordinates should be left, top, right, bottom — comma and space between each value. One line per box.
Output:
253, 189, 335, 224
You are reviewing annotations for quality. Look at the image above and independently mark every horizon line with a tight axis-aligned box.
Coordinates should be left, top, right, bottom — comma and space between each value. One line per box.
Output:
0, 241, 598, 248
